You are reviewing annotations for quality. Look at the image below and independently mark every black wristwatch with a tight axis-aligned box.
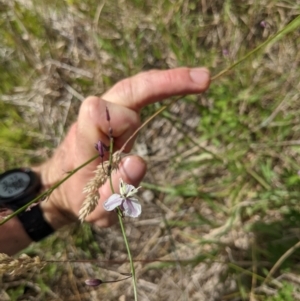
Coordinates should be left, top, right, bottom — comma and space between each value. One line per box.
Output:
0, 168, 54, 241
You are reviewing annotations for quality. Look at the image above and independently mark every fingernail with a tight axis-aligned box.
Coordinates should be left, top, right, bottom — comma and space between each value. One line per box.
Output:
189, 68, 210, 85
121, 156, 147, 185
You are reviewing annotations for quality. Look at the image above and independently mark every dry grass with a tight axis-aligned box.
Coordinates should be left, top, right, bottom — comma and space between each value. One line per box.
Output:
1, 0, 300, 300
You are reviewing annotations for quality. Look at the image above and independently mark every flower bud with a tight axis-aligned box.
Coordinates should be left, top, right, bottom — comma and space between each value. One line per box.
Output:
95, 141, 105, 157
85, 278, 103, 287
260, 21, 267, 28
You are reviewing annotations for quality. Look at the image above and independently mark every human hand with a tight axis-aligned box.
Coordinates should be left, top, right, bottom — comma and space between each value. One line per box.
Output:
36, 67, 210, 229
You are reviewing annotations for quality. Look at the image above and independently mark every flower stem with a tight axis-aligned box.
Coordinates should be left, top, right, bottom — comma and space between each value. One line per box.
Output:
117, 208, 138, 300
107, 136, 138, 300
108, 136, 114, 194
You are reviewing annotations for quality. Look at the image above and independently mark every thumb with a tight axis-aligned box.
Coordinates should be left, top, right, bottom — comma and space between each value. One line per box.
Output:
117, 155, 147, 187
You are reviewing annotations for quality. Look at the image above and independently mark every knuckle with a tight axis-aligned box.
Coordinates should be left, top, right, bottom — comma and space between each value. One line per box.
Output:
82, 95, 101, 107
113, 78, 135, 101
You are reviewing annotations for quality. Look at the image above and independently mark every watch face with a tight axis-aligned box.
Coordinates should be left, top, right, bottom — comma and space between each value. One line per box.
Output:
0, 172, 31, 199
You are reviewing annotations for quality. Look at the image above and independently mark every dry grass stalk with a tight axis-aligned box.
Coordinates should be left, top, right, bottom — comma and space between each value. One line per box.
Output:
0, 253, 45, 276
78, 151, 121, 222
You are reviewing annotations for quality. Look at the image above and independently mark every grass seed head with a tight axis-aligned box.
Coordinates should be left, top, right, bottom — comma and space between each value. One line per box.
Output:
78, 151, 121, 222
0, 253, 45, 275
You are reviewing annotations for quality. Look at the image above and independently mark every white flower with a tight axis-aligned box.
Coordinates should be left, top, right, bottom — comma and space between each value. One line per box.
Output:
103, 179, 142, 218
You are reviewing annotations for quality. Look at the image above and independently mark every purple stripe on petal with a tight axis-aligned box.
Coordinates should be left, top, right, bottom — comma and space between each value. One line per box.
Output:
123, 198, 141, 217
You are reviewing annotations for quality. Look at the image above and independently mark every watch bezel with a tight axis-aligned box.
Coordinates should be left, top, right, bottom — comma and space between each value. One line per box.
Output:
0, 168, 42, 206
0, 168, 54, 241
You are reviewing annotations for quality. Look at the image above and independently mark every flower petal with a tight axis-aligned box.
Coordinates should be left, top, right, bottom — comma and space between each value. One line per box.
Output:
119, 178, 141, 198
123, 198, 142, 218
126, 185, 141, 198
103, 194, 123, 211
124, 184, 135, 195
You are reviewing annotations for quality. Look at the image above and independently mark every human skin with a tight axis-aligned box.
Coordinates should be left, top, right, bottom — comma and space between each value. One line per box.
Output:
0, 67, 210, 255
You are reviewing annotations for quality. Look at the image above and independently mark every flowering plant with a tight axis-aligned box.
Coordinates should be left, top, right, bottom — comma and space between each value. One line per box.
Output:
104, 178, 142, 218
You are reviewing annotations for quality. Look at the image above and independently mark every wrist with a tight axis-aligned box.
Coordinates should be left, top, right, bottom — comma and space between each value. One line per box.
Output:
0, 209, 32, 255
39, 193, 75, 230
32, 164, 77, 230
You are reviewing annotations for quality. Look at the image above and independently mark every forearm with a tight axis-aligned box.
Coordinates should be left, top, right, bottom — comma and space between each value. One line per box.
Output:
0, 201, 74, 256
0, 209, 32, 256
0, 162, 75, 256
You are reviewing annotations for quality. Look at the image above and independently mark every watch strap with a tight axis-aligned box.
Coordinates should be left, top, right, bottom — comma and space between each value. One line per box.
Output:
17, 204, 54, 242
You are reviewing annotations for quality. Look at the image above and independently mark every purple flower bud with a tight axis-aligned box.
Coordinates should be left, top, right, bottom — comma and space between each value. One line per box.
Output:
260, 21, 267, 28
85, 278, 103, 287
222, 49, 229, 56
106, 106, 110, 121
95, 141, 105, 157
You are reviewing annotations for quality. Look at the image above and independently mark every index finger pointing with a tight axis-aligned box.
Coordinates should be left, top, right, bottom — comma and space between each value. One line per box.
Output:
102, 67, 210, 111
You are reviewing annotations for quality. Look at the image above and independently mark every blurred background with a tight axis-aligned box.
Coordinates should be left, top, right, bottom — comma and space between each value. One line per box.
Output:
1, 0, 300, 300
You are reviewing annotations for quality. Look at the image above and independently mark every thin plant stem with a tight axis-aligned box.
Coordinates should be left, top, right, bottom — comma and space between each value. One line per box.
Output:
117, 208, 138, 300
211, 14, 300, 81
103, 274, 132, 284
108, 136, 114, 193
0, 154, 99, 226
108, 135, 138, 300
119, 101, 178, 153
263, 240, 300, 285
